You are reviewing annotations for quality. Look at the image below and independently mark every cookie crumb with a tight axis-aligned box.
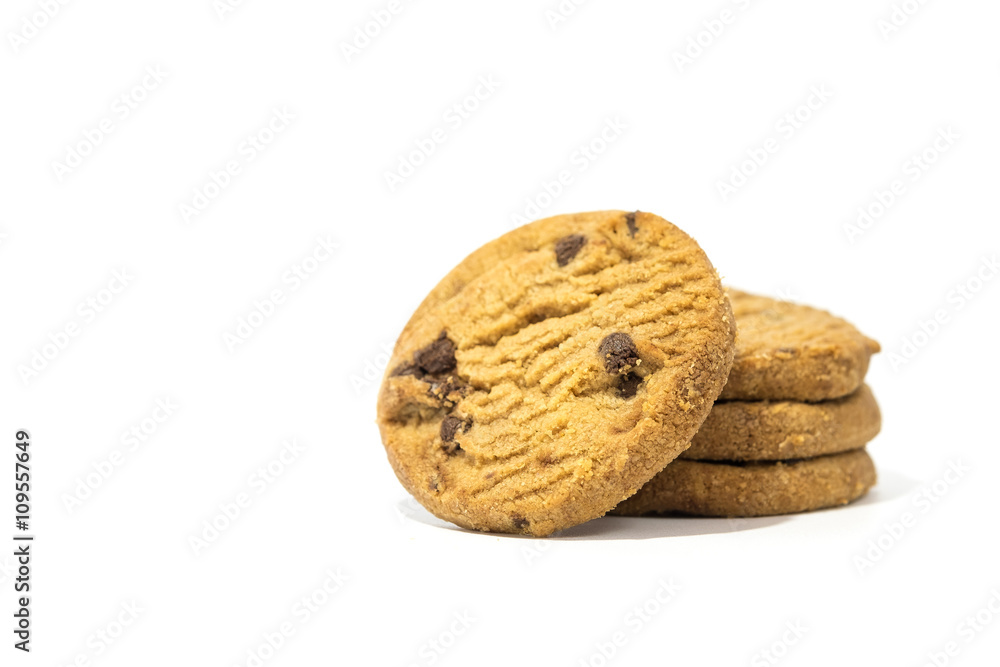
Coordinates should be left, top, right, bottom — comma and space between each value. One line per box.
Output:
428, 376, 467, 407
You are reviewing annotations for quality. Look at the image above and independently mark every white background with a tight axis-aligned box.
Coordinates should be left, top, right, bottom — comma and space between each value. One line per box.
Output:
2, 1, 999, 665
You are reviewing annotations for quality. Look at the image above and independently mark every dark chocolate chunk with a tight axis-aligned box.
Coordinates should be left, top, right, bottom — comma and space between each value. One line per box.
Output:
414, 331, 456, 375
625, 211, 638, 237
440, 415, 465, 443
598, 332, 640, 374
619, 372, 642, 398
440, 415, 471, 455
512, 516, 529, 529
554, 234, 587, 266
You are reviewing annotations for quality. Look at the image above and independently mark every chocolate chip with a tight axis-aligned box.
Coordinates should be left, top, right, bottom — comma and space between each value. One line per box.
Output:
512, 516, 529, 529
440, 415, 471, 455
440, 416, 465, 442
555, 234, 587, 266
619, 372, 642, 398
625, 211, 638, 237
598, 332, 640, 374
414, 331, 456, 375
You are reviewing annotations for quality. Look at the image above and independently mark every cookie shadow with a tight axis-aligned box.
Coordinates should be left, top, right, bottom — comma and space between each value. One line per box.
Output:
550, 514, 788, 540
396, 498, 787, 540
396, 468, 915, 540
556, 468, 920, 539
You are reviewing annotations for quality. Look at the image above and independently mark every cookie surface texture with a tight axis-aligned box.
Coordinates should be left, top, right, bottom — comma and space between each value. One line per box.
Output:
721, 290, 880, 401
377, 210, 736, 536
613, 449, 876, 517
682, 385, 881, 461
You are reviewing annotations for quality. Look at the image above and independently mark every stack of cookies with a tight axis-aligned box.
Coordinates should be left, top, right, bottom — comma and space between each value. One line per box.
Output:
614, 290, 882, 518
376, 210, 881, 536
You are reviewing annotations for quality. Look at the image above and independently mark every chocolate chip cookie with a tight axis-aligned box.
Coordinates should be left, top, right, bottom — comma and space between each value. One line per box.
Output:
613, 449, 876, 517
682, 384, 881, 461
721, 290, 880, 401
377, 210, 736, 536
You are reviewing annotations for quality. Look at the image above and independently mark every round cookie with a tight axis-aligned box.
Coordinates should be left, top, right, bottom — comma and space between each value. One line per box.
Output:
377, 210, 736, 536
681, 384, 881, 461
613, 449, 876, 517
721, 290, 880, 402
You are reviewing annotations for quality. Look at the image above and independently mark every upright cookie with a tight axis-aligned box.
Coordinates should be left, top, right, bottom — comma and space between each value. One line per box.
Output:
682, 384, 881, 461
721, 290, 880, 401
377, 211, 736, 536
613, 449, 876, 517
